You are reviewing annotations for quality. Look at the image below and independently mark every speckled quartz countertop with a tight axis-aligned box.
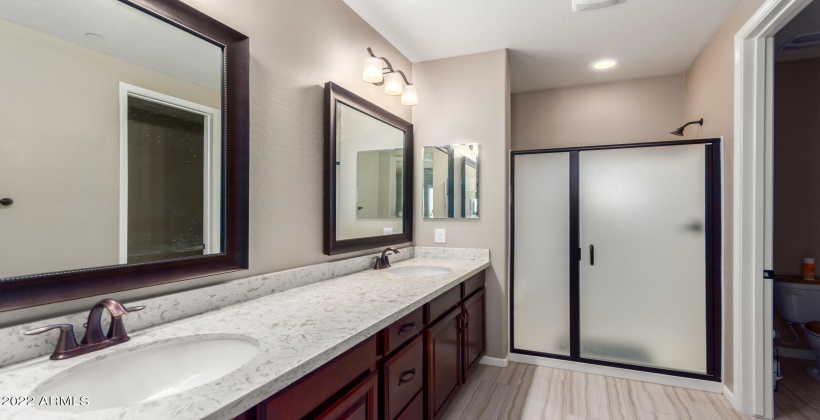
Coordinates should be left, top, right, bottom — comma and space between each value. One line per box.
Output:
0, 256, 489, 420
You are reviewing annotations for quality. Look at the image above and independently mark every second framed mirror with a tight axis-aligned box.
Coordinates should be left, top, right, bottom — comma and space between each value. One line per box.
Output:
323, 82, 413, 255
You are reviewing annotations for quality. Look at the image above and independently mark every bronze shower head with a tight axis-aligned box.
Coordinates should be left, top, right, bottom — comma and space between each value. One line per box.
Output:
671, 118, 704, 136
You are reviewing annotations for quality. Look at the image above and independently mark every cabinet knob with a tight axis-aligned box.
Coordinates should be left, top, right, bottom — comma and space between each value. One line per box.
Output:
0, 198, 12, 206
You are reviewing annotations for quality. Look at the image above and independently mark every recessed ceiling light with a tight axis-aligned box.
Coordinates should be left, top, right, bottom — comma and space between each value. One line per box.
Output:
84, 33, 105, 41
592, 59, 617, 70
573, 0, 625, 12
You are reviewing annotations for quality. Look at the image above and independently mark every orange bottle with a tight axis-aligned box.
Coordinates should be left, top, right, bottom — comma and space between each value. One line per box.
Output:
803, 258, 815, 281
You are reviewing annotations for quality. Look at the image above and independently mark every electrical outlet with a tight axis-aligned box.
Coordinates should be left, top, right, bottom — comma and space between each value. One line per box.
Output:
434, 229, 446, 243
383, 227, 393, 235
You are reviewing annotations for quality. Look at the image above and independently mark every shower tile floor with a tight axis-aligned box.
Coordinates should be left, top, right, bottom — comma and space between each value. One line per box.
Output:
775, 357, 820, 420
442, 362, 755, 420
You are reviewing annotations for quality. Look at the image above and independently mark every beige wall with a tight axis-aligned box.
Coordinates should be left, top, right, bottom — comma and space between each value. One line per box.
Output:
0, 0, 413, 326
683, 0, 766, 392
773, 57, 820, 276
0, 19, 220, 279
412, 49, 511, 359
512, 74, 686, 150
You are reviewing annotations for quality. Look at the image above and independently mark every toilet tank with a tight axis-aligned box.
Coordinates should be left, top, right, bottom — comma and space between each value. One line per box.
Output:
774, 281, 820, 323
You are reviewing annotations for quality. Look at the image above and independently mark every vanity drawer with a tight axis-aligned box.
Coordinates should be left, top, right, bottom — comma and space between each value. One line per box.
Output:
384, 307, 424, 355
395, 391, 423, 420
425, 285, 460, 325
262, 335, 377, 419
461, 271, 485, 299
383, 335, 424, 420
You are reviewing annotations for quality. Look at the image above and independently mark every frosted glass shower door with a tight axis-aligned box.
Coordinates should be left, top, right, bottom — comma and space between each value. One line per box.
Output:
578, 144, 707, 374
512, 152, 571, 355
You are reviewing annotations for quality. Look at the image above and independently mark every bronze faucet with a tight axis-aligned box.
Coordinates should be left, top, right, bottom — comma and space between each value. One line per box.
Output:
374, 247, 400, 270
24, 299, 145, 360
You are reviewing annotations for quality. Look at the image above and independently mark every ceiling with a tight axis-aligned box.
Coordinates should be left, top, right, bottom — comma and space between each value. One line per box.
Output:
343, 0, 741, 93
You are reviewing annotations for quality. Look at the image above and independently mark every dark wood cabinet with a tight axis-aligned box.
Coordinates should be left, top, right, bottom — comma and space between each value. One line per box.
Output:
247, 270, 486, 420
261, 337, 377, 419
395, 391, 424, 419
462, 288, 486, 382
425, 307, 462, 419
317, 371, 379, 419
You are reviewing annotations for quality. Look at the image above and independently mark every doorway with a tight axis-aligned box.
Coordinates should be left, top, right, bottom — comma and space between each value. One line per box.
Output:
769, 1, 820, 417
118, 83, 221, 264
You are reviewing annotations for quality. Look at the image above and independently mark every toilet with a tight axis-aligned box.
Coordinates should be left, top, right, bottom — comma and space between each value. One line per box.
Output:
774, 280, 820, 381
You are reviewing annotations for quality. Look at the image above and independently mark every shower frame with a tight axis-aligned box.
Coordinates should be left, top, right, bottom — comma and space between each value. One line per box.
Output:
509, 138, 723, 382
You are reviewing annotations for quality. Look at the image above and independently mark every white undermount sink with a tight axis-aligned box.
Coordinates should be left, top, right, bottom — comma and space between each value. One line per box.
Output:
31, 335, 258, 413
389, 265, 451, 276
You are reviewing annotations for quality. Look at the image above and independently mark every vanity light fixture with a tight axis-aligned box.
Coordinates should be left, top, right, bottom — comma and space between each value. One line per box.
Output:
362, 47, 417, 105
670, 118, 704, 136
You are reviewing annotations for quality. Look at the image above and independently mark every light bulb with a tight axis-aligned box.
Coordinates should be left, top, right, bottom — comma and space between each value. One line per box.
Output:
362, 57, 384, 83
401, 84, 418, 105
383, 72, 403, 95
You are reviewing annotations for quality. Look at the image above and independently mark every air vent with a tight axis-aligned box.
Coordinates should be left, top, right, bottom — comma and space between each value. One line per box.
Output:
781, 32, 820, 51
572, 0, 625, 12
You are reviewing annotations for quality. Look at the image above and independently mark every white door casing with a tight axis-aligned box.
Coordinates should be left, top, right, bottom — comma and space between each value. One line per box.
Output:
733, 0, 811, 417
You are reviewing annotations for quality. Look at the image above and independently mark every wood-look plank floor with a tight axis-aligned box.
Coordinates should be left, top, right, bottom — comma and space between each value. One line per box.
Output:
775, 356, 820, 420
442, 362, 755, 420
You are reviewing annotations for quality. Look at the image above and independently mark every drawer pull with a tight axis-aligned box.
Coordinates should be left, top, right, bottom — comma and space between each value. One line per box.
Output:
398, 368, 416, 385
398, 322, 416, 335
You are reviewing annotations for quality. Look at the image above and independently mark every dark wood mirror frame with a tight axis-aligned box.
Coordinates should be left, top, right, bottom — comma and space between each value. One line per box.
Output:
324, 82, 413, 255
0, 0, 250, 312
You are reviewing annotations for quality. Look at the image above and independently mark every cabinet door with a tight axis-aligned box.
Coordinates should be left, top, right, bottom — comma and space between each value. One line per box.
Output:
462, 288, 485, 382
426, 307, 462, 420
316, 371, 378, 420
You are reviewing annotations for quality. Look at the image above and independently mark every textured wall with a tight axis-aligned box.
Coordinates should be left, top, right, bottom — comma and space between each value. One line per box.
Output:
412, 49, 511, 359
683, 0, 767, 392
511, 74, 685, 150
0, 0, 413, 326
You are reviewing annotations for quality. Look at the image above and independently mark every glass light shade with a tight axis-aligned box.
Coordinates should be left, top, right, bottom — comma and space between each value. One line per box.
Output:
362, 57, 384, 83
383, 72, 403, 95
401, 85, 418, 105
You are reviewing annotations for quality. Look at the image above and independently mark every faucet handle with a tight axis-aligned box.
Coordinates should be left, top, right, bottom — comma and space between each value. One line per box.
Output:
107, 304, 145, 341
24, 324, 78, 360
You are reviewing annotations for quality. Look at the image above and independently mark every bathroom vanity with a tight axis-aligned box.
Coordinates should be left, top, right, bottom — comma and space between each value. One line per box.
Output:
0, 254, 489, 420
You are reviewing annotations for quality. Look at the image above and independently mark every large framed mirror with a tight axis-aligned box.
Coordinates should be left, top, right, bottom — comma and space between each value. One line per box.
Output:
324, 82, 413, 255
422, 144, 479, 219
0, 0, 249, 311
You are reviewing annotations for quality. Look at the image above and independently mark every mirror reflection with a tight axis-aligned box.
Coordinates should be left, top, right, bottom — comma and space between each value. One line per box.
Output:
423, 144, 479, 219
356, 149, 404, 219
336, 102, 405, 240
0, 0, 224, 278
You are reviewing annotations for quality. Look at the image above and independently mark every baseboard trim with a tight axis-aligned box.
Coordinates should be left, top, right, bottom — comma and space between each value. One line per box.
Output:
508, 353, 724, 393
479, 355, 509, 368
723, 384, 734, 406
775, 347, 816, 360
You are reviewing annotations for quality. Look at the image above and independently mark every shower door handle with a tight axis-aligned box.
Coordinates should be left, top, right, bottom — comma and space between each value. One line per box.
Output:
590, 244, 595, 266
